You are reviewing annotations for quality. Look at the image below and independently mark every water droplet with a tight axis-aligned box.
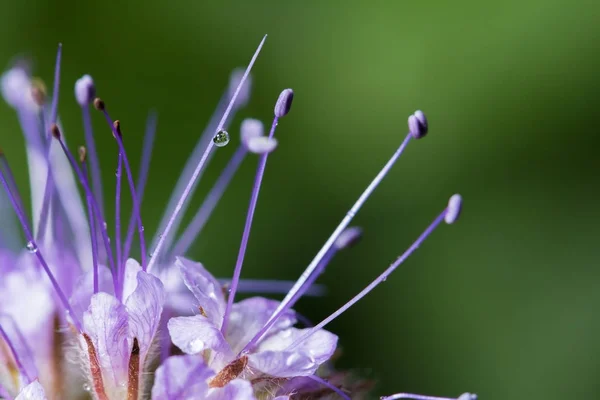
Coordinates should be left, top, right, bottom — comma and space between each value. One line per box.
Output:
148, 252, 153, 257
115, 169, 120, 177
26, 241, 38, 253
103, 222, 108, 230
381, 275, 388, 282
187, 338, 205, 353
82, 383, 91, 392
213, 130, 230, 147
141, 226, 145, 232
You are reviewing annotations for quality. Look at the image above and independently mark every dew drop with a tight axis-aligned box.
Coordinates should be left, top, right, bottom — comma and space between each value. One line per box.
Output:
148, 252, 153, 257
187, 338, 205, 353
141, 226, 145, 232
213, 130, 230, 147
103, 222, 108, 230
115, 169, 120, 177
82, 383, 91, 392
381, 275, 388, 282
26, 241, 38, 253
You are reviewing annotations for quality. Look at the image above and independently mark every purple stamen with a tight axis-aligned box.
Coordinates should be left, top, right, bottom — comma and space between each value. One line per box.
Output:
0, 323, 31, 384
80, 147, 100, 293
264, 131, 415, 334
150, 69, 252, 262
146, 34, 267, 272
217, 278, 326, 297
123, 112, 157, 263
80, 100, 104, 217
306, 375, 350, 400
221, 111, 282, 335
170, 144, 247, 258
47, 43, 62, 138
0, 151, 30, 232
95, 109, 147, 271
240, 227, 358, 354
286, 197, 461, 351
51, 125, 117, 291
382, 393, 477, 400
0, 164, 82, 332
115, 150, 123, 278
0, 314, 36, 382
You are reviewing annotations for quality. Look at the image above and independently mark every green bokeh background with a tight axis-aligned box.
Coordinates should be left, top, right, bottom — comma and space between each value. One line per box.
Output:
1, 1, 599, 399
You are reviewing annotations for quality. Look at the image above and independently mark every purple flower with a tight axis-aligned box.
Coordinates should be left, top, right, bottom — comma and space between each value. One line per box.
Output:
0, 37, 476, 400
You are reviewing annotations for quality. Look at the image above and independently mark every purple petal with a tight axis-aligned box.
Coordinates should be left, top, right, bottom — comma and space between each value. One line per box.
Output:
168, 315, 232, 357
176, 257, 225, 327
125, 270, 165, 359
69, 264, 114, 322
121, 259, 142, 300
248, 328, 338, 377
151, 355, 214, 400
82, 293, 130, 389
226, 297, 296, 354
15, 380, 47, 400
206, 379, 256, 400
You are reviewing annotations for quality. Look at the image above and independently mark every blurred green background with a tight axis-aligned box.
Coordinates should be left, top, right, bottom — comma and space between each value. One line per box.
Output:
1, 1, 599, 399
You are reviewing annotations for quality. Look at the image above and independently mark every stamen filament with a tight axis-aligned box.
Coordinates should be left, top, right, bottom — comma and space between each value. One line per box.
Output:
264, 132, 414, 333
0, 167, 82, 332
98, 112, 147, 271
217, 278, 326, 297
123, 112, 157, 263
52, 127, 117, 291
241, 246, 336, 353
81, 105, 105, 217
47, 43, 62, 138
222, 116, 278, 334
0, 151, 30, 232
0, 323, 31, 384
306, 375, 350, 400
286, 206, 450, 351
382, 393, 476, 400
171, 144, 247, 257
115, 151, 123, 281
146, 34, 267, 272
81, 149, 100, 293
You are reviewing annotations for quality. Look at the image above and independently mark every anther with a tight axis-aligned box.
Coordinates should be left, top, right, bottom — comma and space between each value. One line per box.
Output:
75, 75, 95, 107
113, 120, 122, 138
444, 194, 462, 224
78, 146, 87, 163
408, 110, 428, 139
93, 97, 105, 111
51, 123, 61, 139
274, 88, 294, 118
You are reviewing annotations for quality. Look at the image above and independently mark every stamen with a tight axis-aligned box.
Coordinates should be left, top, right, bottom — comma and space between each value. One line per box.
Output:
0, 150, 30, 232
306, 375, 351, 400
95, 107, 147, 271
170, 144, 247, 257
114, 121, 124, 278
82, 333, 109, 400
217, 278, 326, 297
240, 227, 358, 354
78, 77, 105, 217
47, 43, 62, 138
127, 338, 140, 400
0, 314, 36, 382
222, 88, 293, 335
286, 195, 462, 351
0, 160, 82, 331
263, 112, 424, 338
80, 146, 100, 293
150, 68, 253, 263
146, 34, 267, 272
123, 112, 157, 263
381, 393, 477, 400
0, 323, 31, 384
51, 124, 117, 292
171, 118, 264, 258
208, 356, 248, 388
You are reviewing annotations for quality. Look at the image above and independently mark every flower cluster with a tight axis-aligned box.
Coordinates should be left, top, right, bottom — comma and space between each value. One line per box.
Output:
0, 37, 475, 400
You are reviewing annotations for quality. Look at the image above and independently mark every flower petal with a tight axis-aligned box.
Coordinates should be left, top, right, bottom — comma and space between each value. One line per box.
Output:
168, 315, 232, 357
151, 355, 214, 400
206, 379, 256, 400
15, 380, 47, 400
226, 297, 296, 354
176, 257, 225, 327
69, 264, 114, 323
82, 293, 130, 389
121, 259, 142, 301
125, 270, 165, 359
248, 328, 338, 377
